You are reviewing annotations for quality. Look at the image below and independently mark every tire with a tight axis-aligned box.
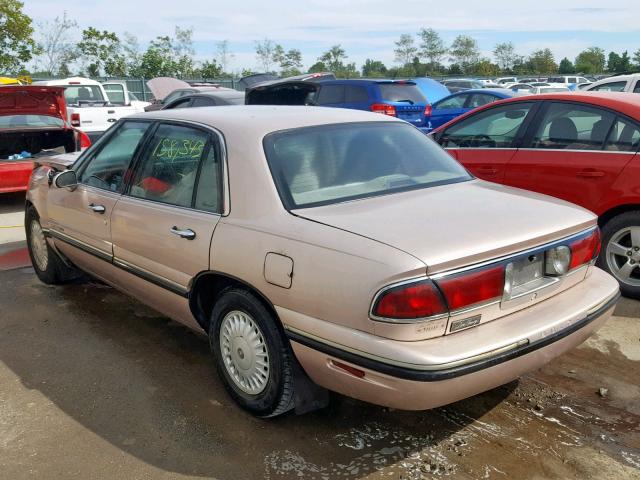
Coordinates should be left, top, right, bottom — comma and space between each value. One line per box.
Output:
597, 211, 640, 299
209, 288, 295, 417
25, 206, 78, 285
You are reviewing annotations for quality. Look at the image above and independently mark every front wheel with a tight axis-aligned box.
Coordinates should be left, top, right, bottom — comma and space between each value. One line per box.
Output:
209, 288, 295, 417
597, 211, 640, 299
25, 206, 78, 284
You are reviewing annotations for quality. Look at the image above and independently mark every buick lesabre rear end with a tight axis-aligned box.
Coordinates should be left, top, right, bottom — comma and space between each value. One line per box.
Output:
26, 106, 619, 417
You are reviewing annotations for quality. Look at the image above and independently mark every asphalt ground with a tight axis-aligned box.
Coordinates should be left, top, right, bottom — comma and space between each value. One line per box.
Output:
1, 192, 638, 479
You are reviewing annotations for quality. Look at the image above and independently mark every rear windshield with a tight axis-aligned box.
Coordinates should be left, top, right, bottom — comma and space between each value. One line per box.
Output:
378, 84, 426, 104
264, 122, 471, 209
64, 85, 106, 106
0, 115, 64, 130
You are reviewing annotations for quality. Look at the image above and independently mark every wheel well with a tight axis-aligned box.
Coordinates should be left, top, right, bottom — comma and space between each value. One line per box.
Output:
598, 204, 640, 227
189, 272, 279, 332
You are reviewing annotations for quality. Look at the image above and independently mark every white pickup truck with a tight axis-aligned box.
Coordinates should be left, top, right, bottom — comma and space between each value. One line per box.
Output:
33, 77, 149, 142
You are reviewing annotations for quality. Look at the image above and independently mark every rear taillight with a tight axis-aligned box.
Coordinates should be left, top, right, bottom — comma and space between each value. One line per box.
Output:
371, 103, 396, 116
436, 265, 505, 311
71, 113, 81, 127
372, 280, 447, 319
569, 228, 601, 270
424, 105, 432, 117
77, 130, 91, 149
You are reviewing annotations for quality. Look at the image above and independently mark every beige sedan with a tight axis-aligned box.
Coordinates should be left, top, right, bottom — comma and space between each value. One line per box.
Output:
25, 106, 619, 417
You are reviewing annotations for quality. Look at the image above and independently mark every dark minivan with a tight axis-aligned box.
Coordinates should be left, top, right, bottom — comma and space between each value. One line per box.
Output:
247, 79, 431, 132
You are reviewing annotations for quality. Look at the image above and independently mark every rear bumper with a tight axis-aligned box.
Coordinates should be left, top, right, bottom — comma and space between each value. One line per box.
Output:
284, 267, 619, 410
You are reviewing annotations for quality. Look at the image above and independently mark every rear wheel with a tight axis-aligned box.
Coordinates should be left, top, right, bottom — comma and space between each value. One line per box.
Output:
25, 206, 78, 284
209, 288, 295, 417
597, 211, 640, 299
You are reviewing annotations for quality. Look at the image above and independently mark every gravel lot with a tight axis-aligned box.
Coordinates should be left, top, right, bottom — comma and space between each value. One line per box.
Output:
1, 193, 638, 480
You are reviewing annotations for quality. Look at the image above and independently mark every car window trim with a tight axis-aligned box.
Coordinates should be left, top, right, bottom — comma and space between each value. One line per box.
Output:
74, 119, 158, 192
122, 119, 226, 215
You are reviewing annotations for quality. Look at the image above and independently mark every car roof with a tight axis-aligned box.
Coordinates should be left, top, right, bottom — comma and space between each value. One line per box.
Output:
317, 79, 417, 86
442, 88, 515, 97
128, 105, 404, 135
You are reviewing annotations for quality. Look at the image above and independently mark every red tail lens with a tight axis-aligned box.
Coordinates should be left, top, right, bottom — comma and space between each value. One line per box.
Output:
569, 228, 601, 270
70, 113, 81, 127
77, 130, 91, 149
436, 265, 505, 311
424, 105, 432, 117
373, 280, 447, 319
371, 103, 396, 116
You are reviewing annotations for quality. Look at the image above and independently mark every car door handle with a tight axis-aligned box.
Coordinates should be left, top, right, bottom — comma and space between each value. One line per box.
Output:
170, 227, 196, 240
576, 169, 605, 178
89, 203, 106, 214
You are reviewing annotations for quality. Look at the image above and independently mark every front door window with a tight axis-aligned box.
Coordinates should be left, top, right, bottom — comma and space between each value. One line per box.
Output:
78, 121, 151, 192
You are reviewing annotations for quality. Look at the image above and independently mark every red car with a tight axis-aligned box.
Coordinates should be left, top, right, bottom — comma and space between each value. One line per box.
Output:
432, 92, 640, 298
0, 86, 91, 193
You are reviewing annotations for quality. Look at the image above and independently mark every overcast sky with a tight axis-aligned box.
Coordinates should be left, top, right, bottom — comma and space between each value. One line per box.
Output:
23, 0, 639, 72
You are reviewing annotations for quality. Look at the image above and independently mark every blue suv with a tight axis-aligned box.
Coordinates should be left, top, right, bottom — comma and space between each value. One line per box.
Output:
247, 78, 431, 132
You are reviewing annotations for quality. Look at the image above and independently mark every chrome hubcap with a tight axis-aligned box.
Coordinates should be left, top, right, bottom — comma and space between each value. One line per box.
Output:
219, 310, 270, 395
606, 226, 640, 287
30, 220, 48, 271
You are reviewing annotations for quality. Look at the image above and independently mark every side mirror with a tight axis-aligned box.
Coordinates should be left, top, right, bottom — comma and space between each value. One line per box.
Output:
53, 170, 77, 189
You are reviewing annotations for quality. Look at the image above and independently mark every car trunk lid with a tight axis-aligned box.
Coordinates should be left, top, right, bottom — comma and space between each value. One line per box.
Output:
0, 86, 67, 120
294, 180, 596, 274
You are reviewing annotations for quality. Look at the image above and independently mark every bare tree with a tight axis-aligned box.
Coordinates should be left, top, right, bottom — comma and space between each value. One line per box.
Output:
493, 42, 517, 72
37, 11, 78, 75
394, 34, 417, 65
255, 38, 276, 72
418, 28, 447, 69
216, 40, 234, 73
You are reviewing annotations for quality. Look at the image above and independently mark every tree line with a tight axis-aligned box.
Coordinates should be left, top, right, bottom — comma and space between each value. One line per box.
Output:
1, 0, 639, 79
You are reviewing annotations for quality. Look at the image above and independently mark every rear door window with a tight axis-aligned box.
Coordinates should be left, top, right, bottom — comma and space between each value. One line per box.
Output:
191, 97, 216, 107
467, 93, 499, 109
316, 85, 345, 105
605, 118, 640, 152
531, 102, 615, 150
633, 81, 640, 94
129, 124, 210, 208
439, 102, 533, 148
435, 94, 468, 109
344, 85, 369, 103
378, 84, 426, 103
